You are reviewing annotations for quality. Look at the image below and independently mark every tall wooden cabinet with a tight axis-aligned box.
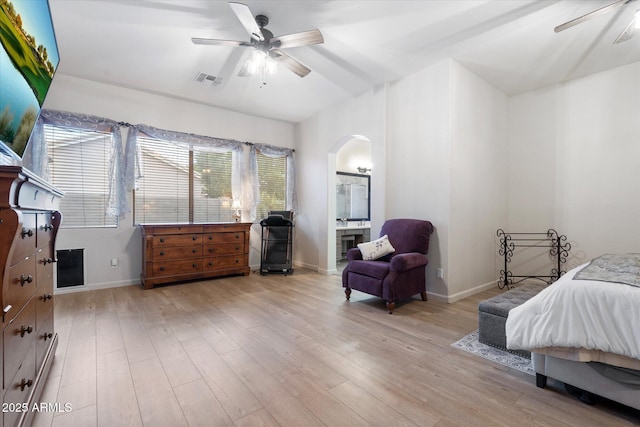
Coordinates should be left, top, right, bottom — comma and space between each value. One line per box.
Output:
140, 222, 251, 289
0, 166, 62, 427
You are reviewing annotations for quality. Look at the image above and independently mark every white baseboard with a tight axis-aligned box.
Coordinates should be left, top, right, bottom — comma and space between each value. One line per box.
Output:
54, 279, 139, 295
428, 280, 497, 304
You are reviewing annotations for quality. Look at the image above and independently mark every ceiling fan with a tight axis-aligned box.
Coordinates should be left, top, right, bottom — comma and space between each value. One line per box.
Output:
554, 0, 639, 43
191, 2, 323, 82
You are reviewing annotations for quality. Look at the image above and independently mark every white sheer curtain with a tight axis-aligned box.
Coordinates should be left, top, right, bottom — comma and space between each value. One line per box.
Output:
25, 109, 124, 217
247, 143, 297, 221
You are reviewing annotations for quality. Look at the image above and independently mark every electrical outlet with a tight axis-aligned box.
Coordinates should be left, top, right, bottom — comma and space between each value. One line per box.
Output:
111, 258, 119, 268
436, 268, 444, 278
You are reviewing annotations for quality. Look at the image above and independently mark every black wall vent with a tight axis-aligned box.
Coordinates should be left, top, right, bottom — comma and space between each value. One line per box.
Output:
56, 249, 84, 288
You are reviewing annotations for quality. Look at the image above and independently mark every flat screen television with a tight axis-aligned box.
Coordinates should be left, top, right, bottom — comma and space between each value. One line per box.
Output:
0, 0, 59, 164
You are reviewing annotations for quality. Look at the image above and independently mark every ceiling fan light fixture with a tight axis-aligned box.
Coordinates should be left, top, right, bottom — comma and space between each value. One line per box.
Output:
246, 50, 278, 75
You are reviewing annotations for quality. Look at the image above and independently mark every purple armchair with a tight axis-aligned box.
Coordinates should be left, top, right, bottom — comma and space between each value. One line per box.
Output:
342, 219, 434, 313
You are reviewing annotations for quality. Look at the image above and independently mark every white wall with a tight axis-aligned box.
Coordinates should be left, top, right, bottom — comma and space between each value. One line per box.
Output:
297, 59, 508, 302
384, 60, 507, 301
508, 62, 640, 268
385, 61, 451, 298
295, 86, 386, 273
449, 61, 508, 300
43, 74, 295, 291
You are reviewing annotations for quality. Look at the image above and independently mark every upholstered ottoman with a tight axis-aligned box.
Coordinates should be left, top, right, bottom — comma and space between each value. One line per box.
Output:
478, 282, 546, 358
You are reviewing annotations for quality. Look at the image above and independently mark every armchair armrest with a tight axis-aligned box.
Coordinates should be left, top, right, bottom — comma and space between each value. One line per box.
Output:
346, 247, 363, 261
390, 252, 428, 272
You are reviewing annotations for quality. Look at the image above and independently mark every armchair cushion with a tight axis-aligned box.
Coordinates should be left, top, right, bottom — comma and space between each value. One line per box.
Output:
348, 260, 390, 280
390, 252, 429, 272
357, 234, 395, 260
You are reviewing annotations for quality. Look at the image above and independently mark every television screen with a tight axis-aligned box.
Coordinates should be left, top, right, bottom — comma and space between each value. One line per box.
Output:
0, 0, 59, 162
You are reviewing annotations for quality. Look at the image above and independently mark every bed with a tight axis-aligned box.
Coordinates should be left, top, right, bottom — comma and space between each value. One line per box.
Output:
505, 254, 640, 410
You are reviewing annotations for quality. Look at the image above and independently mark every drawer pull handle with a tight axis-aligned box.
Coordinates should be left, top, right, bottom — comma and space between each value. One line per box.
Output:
192, 236, 198, 241
235, 259, 239, 264
19, 378, 33, 391
192, 249, 197, 253
20, 325, 33, 337
42, 224, 54, 231
235, 234, 240, 239
20, 274, 33, 286
208, 236, 213, 240
208, 262, 213, 266
159, 238, 165, 243
192, 263, 197, 268
159, 251, 165, 256
159, 267, 165, 272
43, 332, 53, 341
43, 257, 54, 264
235, 246, 240, 250
42, 293, 53, 301
21, 228, 34, 238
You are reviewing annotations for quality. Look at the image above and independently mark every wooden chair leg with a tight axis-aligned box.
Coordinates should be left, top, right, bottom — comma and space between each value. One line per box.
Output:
386, 301, 395, 314
420, 291, 427, 301
345, 288, 351, 300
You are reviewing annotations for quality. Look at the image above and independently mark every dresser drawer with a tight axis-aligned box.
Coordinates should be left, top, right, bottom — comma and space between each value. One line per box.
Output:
152, 260, 203, 276
36, 247, 54, 290
4, 298, 36, 386
204, 231, 245, 244
35, 311, 54, 371
36, 212, 54, 250
204, 242, 245, 256
4, 256, 36, 321
3, 344, 36, 427
148, 225, 203, 235
153, 234, 202, 247
152, 245, 202, 260
11, 214, 36, 265
204, 255, 248, 271
35, 285, 53, 329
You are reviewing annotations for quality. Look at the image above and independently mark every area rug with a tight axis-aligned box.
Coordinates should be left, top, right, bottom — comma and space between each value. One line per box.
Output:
452, 330, 534, 376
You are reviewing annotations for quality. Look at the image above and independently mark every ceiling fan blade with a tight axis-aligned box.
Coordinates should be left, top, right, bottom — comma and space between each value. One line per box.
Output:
229, 2, 264, 41
271, 49, 311, 77
613, 16, 636, 43
191, 37, 250, 47
271, 29, 324, 49
554, 0, 628, 32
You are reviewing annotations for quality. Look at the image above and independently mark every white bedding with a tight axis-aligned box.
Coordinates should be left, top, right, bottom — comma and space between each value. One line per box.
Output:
506, 262, 640, 360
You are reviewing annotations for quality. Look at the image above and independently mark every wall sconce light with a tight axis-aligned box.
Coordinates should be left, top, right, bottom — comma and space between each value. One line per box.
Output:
357, 166, 371, 174
231, 200, 242, 222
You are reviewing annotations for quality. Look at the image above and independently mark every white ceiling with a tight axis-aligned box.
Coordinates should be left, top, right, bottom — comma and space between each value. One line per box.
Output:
49, 0, 640, 123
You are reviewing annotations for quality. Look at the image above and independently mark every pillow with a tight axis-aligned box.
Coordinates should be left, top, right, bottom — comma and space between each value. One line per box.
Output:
357, 235, 396, 261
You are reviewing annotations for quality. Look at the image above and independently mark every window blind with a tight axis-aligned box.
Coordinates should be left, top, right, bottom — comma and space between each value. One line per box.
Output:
133, 137, 234, 223
256, 153, 287, 219
45, 124, 118, 228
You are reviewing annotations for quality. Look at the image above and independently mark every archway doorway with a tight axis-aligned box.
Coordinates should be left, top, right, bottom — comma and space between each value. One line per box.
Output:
328, 135, 371, 274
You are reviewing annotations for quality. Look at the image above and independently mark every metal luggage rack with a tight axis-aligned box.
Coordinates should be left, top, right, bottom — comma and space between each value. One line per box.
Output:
497, 229, 571, 289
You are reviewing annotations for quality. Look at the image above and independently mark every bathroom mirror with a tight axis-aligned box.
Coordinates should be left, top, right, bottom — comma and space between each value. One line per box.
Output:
336, 172, 370, 221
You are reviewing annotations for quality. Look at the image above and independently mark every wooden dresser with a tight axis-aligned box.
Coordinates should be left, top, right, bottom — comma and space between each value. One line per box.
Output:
140, 222, 251, 289
0, 166, 62, 427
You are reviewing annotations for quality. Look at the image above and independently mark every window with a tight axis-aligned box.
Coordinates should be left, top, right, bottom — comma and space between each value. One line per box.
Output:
255, 152, 287, 219
134, 136, 234, 223
45, 124, 118, 228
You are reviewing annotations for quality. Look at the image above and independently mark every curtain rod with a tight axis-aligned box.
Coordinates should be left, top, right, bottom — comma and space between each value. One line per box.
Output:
243, 140, 295, 152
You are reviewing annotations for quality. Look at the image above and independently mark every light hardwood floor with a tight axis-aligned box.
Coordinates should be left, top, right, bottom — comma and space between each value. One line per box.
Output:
32, 269, 640, 426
